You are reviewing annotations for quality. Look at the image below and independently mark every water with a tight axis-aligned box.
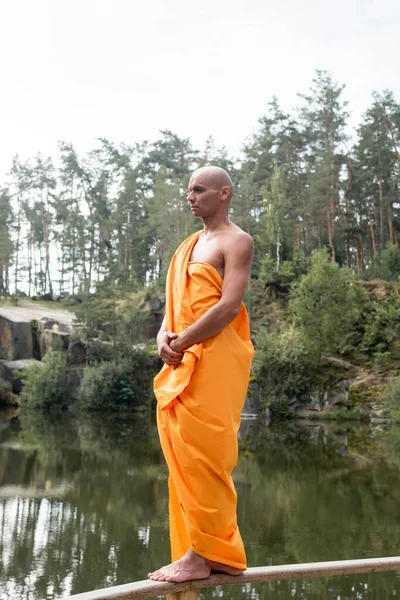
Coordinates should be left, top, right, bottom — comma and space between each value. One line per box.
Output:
1, 408, 400, 599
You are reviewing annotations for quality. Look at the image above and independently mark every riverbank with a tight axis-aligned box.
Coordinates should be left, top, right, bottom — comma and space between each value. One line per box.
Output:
1, 276, 400, 423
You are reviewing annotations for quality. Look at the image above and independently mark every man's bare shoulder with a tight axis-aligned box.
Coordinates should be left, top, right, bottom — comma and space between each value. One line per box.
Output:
221, 226, 253, 262
226, 225, 253, 246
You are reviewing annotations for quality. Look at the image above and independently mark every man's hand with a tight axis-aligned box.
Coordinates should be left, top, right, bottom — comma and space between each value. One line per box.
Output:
157, 331, 184, 367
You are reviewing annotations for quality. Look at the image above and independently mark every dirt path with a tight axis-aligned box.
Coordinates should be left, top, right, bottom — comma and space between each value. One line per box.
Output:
0, 301, 75, 326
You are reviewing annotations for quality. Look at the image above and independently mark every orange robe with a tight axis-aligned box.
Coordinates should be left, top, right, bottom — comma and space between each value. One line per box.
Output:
154, 230, 254, 569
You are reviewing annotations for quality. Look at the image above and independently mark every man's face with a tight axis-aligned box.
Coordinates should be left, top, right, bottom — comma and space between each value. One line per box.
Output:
187, 174, 221, 218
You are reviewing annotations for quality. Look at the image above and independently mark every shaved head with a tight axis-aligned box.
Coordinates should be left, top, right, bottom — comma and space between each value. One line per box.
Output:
190, 166, 233, 196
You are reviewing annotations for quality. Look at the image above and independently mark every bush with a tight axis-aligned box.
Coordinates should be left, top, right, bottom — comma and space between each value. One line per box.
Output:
384, 376, 400, 420
86, 338, 115, 365
254, 326, 318, 418
259, 251, 309, 288
0, 379, 12, 393
19, 348, 70, 410
368, 244, 400, 281
289, 249, 362, 355
79, 346, 159, 411
360, 295, 400, 354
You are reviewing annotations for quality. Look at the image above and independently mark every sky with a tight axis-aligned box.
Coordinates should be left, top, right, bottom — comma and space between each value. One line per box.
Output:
0, 0, 399, 178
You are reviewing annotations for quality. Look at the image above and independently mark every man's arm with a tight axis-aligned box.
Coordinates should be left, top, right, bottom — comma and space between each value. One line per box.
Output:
170, 234, 253, 353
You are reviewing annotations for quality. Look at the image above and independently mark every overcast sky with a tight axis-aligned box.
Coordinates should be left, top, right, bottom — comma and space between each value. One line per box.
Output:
0, 0, 399, 178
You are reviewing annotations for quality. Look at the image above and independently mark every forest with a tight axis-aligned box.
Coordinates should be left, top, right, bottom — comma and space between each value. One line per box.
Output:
1, 69, 399, 298
1, 70, 400, 418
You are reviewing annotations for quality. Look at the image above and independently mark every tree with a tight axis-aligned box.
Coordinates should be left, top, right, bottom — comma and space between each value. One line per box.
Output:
297, 71, 350, 262
289, 249, 359, 355
0, 189, 13, 297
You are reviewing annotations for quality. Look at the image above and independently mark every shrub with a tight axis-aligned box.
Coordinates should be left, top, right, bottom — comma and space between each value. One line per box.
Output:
289, 249, 361, 355
79, 346, 159, 411
19, 349, 70, 410
254, 326, 318, 418
384, 376, 400, 421
259, 251, 309, 288
368, 243, 400, 281
86, 338, 115, 365
0, 379, 12, 393
360, 295, 400, 354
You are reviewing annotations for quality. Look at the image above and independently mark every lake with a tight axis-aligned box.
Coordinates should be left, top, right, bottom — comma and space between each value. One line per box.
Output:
1, 408, 400, 599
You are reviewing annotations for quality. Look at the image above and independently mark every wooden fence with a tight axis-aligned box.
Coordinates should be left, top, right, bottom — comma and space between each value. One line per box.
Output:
63, 556, 400, 600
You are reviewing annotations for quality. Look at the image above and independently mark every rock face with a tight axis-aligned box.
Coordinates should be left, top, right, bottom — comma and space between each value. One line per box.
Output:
0, 315, 33, 360
0, 359, 44, 394
0, 391, 21, 407
39, 330, 70, 358
68, 341, 86, 365
0, 303, 75, 362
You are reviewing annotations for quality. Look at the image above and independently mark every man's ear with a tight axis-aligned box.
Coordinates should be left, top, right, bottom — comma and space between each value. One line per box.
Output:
220, 185, 231, 201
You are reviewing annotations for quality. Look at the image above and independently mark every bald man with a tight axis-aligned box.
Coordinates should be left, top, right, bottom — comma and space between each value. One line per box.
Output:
149, 166, 254, 583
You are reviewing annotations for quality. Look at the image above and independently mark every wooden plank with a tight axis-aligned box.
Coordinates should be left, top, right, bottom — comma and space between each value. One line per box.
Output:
168, 589, 198, 600
192, 556, 400, 589
63, 556, 400, 600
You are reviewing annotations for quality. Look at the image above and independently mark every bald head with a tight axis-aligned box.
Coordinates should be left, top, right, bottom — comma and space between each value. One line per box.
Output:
190, 166, 233, 198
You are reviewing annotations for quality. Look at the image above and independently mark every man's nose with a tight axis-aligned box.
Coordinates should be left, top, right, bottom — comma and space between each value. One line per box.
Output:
187, 192, 195, 203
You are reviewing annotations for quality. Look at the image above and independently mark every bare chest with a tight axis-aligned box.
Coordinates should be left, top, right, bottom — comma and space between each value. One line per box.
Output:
189, 237, 225, 278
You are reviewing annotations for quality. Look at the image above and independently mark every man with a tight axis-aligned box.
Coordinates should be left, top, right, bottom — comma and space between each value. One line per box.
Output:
149, 166, 254, 583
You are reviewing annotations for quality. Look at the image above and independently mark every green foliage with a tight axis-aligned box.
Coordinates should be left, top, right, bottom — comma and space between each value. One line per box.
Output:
254, 326, 317, 418
86, 339, 115, 365
0, 378, 12, 393
384, 376, 400, 419
368, 244, 400, 281
289, 249, 361, 355
79, 347, 159, 411
259, 250, 309, 288
360, 295, 400, 354
19, 348, 70, 410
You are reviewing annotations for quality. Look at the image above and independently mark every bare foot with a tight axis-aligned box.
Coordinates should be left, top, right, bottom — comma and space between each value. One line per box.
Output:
148, 548, 211, 582
207, 560, 244, 576
148, 548, 245, 582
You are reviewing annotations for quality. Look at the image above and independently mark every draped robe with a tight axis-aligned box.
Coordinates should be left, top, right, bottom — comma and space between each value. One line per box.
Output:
154, 230, 254, 569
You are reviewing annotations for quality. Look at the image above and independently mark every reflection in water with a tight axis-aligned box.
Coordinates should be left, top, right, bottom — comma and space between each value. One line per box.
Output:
1, 410, 400, 599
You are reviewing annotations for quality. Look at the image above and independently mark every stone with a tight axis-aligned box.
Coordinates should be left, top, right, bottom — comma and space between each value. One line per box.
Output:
68, 341, 86, 365
39, 330, 70, 359
0, 392, 21, 407
38, 293, 54, 302
0, 314, 33, 360
0, 359, 44, 394
0, 303, 75, 362
330, 380, 350, 406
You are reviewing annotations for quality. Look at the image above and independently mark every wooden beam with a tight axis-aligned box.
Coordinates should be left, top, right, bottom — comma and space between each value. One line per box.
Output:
168, 589, 198, 600
63, 556, 400, 600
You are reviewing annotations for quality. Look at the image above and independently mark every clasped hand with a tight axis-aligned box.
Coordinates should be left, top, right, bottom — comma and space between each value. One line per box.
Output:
157, 331, 184, 367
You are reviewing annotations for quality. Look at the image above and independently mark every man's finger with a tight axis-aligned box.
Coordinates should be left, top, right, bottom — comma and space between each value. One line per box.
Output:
166, 331, 178, 340
161, 343, 183, 358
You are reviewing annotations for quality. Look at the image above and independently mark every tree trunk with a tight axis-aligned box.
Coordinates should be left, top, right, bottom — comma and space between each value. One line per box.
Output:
358, 233, 365, 273
367, 205, 377, 257
388, 203, 395, 245
344, 150, 354, 267
327, 204, 335, 262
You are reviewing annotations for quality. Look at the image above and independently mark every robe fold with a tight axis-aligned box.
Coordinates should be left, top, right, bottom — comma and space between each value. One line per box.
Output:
154, 230, 254, 570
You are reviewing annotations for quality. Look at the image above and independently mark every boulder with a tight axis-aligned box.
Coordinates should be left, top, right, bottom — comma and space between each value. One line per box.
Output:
0, 391, 21, 407
38, 293, 54, 302
0, 359, 44, 394
68, 341, 86, 365
39, 330, 70, 358
0, 314, 33, 360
